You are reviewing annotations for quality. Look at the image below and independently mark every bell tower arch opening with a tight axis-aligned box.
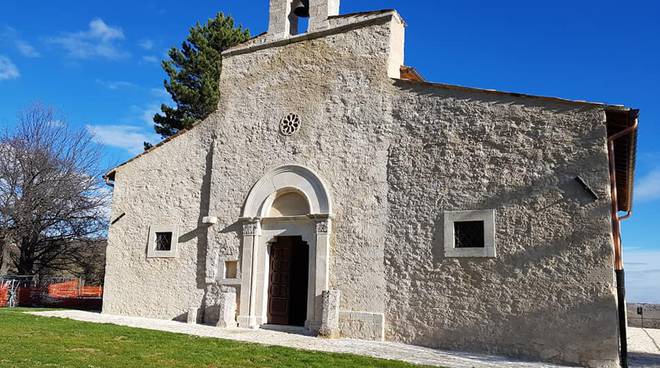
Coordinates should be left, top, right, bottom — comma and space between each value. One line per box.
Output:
268, 0, 340, 39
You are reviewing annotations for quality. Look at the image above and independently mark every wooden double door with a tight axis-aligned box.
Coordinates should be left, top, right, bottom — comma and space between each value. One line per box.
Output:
267, 236, 309, 326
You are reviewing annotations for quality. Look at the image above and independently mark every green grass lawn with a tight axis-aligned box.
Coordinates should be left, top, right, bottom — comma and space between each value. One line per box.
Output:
0, 309, 434, 368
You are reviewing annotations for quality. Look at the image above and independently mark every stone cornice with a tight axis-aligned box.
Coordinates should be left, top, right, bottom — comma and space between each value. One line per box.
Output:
223, 11, 399, 58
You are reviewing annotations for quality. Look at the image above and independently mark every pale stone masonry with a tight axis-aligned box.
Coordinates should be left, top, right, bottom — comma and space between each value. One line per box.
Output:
102, 1, 639, 367
319, 290, 340, 338
268, 0, 297, 38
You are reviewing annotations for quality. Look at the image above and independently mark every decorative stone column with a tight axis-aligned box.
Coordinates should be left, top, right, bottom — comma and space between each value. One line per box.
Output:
238, 221, 261, 329
315, 219, 331, 292
307, 218, 331, 330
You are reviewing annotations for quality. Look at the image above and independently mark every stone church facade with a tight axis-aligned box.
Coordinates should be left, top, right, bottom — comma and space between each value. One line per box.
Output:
102, 1, 639, 367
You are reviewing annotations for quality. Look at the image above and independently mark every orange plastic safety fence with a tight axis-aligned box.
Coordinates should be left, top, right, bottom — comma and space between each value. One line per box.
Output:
48, 280, 80, 298
80, 286, 103, 298
0, 285, 8, 308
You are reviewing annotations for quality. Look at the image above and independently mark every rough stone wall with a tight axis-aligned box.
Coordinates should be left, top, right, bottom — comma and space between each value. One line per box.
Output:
385, 82, 620, 367
102, 126, 210, 321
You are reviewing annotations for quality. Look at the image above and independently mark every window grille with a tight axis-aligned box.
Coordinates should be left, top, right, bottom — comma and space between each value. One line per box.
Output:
155, 232, 173, 251
454, 221, 485, 248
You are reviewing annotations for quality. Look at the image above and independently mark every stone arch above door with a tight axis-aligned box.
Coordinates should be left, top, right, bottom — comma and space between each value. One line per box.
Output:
242, 165, 332, 218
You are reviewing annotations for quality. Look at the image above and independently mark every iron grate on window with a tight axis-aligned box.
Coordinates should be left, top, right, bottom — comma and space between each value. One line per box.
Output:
454, 221, 485, 248
155, 232, 173, 251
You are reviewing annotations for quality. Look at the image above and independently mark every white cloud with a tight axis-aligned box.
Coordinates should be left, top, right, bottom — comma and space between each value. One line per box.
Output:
139, 39, 154, 50
635, 168, 660, 202
47, 18, 128, 60
87, 102, 165, 155
131, 103, 161, 125
624, 248, 660, 303
86, 124, 158, 155
95, 79, 136, 90
1, 26, 40, 58
150, 87, 168, 98
0, 55, 19, 80
141, 55, 159, 64
15, 40, 40, 58
87, 18, 123, 42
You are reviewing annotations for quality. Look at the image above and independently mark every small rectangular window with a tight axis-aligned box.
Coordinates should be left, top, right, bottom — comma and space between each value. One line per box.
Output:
454, 221, 485, 248
224, 261, 238, 279
155, 232, 173, 251
218, 259, 241, 284
443, 209, 496, 258
147, 225, 178, 258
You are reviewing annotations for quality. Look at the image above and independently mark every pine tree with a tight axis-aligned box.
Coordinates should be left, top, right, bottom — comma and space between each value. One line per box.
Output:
153, 13, 250, 138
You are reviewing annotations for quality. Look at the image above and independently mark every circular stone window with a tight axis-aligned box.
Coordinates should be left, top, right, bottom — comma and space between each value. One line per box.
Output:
279, 113, 301, 136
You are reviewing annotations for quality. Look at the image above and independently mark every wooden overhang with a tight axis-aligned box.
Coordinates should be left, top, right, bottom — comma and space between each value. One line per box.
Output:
606, 109, 639, 213
400, 66, 425, 82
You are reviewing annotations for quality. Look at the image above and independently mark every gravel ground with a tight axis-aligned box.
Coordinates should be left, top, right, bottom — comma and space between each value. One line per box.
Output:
28, 310, 658, 368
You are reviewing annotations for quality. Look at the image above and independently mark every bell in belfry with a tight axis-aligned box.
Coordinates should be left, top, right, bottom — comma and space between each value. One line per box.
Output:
292, 0, 310, 17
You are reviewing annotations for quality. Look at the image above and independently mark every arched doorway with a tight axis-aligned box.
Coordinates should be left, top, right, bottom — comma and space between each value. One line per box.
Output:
238, 165, 332, 331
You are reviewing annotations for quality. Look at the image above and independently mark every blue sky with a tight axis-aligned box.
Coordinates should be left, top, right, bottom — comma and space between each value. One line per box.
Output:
1, 1, 658, 302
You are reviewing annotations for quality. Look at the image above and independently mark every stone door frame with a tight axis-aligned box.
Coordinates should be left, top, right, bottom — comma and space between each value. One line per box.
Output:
238, 165, 332, 332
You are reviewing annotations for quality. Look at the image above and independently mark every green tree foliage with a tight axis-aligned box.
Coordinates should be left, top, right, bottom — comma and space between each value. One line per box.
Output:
153, 13, 250, 138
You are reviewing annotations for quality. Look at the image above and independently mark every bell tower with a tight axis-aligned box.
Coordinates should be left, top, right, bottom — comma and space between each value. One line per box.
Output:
268, 0, 340, 39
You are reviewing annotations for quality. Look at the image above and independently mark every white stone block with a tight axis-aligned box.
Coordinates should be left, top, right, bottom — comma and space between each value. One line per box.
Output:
187, 307, 197, 324
319, 290, 340, 338
202, 216, 218, 225
216, 290, 238, 328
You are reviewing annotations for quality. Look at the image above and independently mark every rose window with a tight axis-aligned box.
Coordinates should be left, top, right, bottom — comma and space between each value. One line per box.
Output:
279, 114, 301, 136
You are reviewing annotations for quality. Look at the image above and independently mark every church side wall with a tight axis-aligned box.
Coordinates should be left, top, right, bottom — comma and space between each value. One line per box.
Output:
385, 83, 620, 367
102, 127, 210, 321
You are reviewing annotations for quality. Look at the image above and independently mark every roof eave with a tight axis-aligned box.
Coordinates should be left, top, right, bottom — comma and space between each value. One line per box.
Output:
392, 78, 630, 109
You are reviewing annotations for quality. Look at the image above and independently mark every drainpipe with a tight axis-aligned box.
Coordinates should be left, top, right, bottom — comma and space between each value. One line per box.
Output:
607, 118, 638, 368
